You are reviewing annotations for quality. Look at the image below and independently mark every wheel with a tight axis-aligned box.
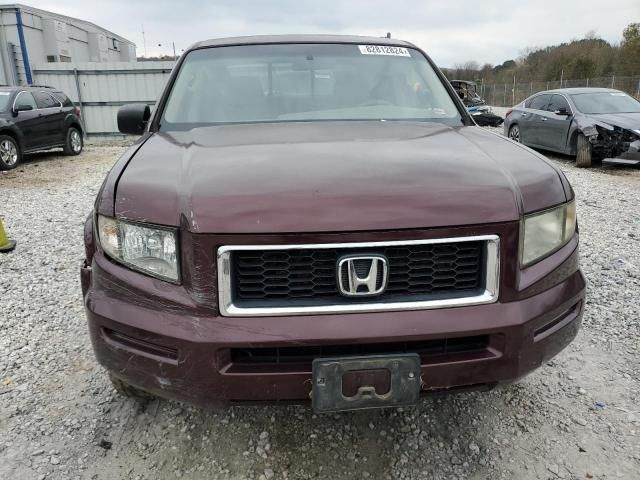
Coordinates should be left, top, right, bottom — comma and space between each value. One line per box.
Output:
0, 135, 20, 170
576, 133, 593, 168
508, 125, 520, 143
108, 373, 155, 402
63, 126, 83, 155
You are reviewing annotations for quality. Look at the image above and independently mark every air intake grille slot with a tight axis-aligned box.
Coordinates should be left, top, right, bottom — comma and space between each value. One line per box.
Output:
231, 335, 491, 366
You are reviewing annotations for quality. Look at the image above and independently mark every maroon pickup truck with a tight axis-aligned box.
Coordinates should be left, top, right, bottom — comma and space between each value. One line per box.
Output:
81, 35, 585, 412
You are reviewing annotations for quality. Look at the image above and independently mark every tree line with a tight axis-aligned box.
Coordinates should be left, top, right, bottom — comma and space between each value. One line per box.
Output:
443, 23, 640, 84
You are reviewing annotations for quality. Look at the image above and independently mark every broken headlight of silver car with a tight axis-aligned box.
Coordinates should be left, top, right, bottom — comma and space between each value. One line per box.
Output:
97, 215, 179, 282
521, 201, 576, 267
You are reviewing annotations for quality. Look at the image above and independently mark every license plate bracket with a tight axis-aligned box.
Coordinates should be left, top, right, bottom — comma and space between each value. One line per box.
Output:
312, 354, 421, 413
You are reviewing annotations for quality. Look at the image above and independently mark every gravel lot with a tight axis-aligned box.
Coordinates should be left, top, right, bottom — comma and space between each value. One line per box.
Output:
1, 131, 639, 480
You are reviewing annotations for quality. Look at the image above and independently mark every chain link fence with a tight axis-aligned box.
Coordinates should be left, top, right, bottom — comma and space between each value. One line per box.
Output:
477, 75, 640, 107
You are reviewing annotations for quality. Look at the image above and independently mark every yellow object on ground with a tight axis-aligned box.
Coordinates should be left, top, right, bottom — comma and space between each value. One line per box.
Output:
0, 218, 16, 252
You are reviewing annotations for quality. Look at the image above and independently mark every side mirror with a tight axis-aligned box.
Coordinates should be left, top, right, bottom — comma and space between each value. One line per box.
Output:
555, 107, 571, 116
14, 104, 33, 114
117, 103, 151, 135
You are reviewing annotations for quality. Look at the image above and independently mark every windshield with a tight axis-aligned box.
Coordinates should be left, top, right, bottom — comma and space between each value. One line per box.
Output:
571, 92, 640, 114
0, 91, 12, 111
160, 43, 461, 129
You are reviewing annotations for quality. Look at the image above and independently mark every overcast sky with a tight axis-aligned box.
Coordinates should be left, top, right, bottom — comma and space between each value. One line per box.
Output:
26, 0, 639, 67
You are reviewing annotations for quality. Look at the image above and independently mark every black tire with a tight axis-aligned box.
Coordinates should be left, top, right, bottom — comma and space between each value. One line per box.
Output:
63, 126, 83, 155
576, 133, 593, 168
508, 125, 520, 143
0, 135, 21, 170
108, 373, 155, 402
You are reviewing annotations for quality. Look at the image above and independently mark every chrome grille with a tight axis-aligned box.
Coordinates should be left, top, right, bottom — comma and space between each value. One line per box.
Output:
217, 235, 500, 317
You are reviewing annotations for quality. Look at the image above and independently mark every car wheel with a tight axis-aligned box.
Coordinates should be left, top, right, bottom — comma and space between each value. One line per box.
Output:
108, 373, 156, 402
64, 127, 83, 155
576, 133, 592, 168
508, 125, 520, 143
0, 135, 20, 170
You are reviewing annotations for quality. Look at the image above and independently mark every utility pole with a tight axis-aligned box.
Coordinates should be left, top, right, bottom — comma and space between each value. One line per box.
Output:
141, 24, 147, 57
158, 42, 177, 60
560, 69, 564, 88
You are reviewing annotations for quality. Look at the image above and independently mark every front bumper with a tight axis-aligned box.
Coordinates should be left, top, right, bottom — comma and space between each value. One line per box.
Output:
602, 143, 640, 167
596, 134, 640, 166
82, 240, 585, 406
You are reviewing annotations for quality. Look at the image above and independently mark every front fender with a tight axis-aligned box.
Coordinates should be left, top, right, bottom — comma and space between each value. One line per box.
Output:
567, 117, 614, 154
0, 120, 24, 149
575, 117, 614, 138
95, 133, 154, 217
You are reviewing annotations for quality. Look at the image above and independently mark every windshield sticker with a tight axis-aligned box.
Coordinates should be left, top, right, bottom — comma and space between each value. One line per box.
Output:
0, 92, 10, 95
358, 45, 411, 57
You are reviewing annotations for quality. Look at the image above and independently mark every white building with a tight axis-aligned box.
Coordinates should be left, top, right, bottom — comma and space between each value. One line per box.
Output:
0, 3, 136, 85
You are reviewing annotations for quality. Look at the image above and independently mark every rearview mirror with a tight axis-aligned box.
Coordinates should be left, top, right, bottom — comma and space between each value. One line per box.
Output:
117, 103, 151, 135
14, 104, 33, 113
555, 107, 571, 116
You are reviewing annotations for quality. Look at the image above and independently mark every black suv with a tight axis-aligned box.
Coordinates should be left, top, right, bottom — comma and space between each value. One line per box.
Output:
0, 86, 84, 170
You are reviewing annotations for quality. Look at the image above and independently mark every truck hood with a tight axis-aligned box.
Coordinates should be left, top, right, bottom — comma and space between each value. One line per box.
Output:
114, 122, 567, 233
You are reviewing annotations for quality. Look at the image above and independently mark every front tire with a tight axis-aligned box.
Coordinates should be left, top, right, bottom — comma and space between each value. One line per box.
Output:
508, 125, 520, 143
64, 127, 83, 156
0, 135, 20, 170
576, 133, 592, 168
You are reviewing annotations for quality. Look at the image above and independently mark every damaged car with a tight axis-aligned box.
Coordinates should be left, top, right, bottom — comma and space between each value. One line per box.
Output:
504, 87, 640, 167
82, 35, 585, 412
450, 80, 485, 107
450, 80, 503, 127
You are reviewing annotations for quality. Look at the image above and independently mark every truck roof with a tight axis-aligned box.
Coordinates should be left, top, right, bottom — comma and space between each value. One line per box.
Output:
192, 34, 417, 50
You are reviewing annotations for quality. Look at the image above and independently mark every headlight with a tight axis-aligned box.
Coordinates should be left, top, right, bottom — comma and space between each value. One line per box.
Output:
521, 201, 576, 267
97, 215, 179, 282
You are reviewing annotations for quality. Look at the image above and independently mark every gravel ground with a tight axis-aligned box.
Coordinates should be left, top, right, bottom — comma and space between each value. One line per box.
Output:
1, 132, 639, 480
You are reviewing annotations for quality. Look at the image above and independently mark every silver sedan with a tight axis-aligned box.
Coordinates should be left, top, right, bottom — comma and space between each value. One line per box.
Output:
503, 88, 640, 167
